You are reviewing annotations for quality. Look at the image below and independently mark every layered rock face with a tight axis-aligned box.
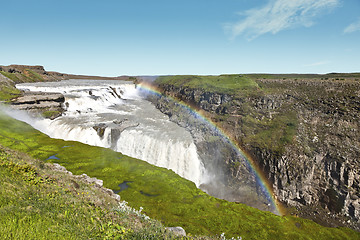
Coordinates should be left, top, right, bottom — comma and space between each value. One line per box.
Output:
11, 91, 65, 119
151, 76, 360, 230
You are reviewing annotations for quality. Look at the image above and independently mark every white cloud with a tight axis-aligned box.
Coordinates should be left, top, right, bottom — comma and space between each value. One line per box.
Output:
344, 18, 360, 33
225, 0, 340, 40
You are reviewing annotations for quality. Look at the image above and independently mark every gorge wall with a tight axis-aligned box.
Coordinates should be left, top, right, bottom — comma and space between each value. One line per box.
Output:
149, 75, 360, 230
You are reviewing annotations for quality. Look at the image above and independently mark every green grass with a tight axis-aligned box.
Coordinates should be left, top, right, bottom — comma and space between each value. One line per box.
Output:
0, 152, 102, 239
0, 85, 21, 102
42, 110, 62, 119
0, 71, 23, 83
0, 70, 45, 84
0, 147, 187, 240
156, 75, 260, 96
25, 69, 45, 82
0, 111, 359, 239
240, 111, 298, 153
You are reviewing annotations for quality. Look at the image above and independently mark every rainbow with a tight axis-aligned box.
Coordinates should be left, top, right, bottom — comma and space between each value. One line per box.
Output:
137, 81, 284, 216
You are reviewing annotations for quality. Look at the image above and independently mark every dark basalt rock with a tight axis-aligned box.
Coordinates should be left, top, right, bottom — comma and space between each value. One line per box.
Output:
93, 123, 107, 138
93, 119, 140, 147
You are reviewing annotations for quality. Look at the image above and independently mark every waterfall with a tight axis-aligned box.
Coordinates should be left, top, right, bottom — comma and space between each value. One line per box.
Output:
14, 79, 206, 186
116, 129, 203, 184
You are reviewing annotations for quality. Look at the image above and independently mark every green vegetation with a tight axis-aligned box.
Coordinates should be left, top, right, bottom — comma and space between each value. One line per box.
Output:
0, 69, 45, 83
240, 111, 298, 153
41, 110, 62, 119
0, 71, 23, 83
0, 85, 21, 102
156, 75, 260, 96
246, 73, 360, 80
0, 146, 187, 239
0, 72, 22, 102
25, 69, 45, 82
0, 111, 359, 239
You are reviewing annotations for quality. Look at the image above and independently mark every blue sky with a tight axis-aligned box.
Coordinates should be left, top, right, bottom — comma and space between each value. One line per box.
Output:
1, 0, 359, 76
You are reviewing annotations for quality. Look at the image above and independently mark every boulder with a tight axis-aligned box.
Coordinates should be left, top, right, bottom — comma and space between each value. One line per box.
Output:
165, 227, 186, 237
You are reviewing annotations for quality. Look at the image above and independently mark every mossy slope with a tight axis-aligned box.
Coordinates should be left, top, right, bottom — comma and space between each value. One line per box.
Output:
0, 146, 184, 239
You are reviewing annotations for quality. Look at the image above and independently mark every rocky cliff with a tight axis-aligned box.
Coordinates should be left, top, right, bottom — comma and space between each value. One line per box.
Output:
149, 74, 360, 230
11, 91, 65, 119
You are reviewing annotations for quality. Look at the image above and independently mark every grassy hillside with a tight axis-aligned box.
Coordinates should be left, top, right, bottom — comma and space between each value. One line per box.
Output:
0, 69, 46, 83
0, 72, 22, 102
0, 85, 21, 102
0, 145, 181, 240
0, 111, 359, 239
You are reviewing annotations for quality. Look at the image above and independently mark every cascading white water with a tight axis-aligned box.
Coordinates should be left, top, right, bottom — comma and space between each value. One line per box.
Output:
14, 79, 206, 186
117, 129, 203, 184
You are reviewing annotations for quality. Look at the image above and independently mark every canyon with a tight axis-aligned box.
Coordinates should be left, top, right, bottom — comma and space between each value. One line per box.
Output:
1, 65, 360, 232
150, 74, 360, 230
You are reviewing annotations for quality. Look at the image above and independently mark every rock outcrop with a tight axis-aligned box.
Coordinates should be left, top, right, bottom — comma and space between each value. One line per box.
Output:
11, 91, 65, 119
165, 227, 187, 237
93, 119, 140, 149
51, 163, 121, 201
150, 76, 360, 230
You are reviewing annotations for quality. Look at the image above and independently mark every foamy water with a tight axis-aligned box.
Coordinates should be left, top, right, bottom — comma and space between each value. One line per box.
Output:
13, 79, 206, 186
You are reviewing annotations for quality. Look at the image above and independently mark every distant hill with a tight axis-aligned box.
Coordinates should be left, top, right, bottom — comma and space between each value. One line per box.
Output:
0, 64, 134, 83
